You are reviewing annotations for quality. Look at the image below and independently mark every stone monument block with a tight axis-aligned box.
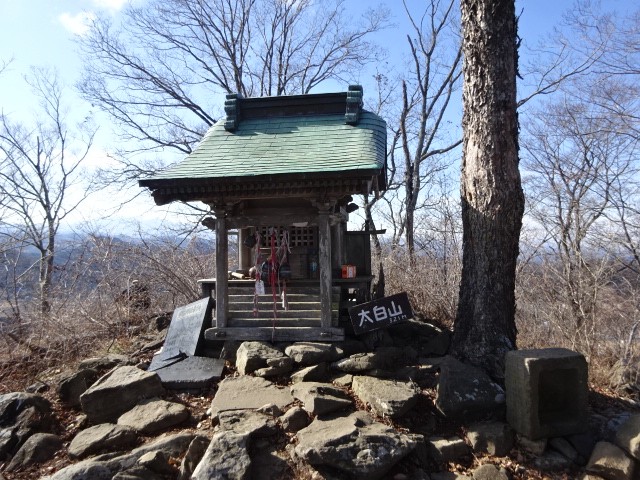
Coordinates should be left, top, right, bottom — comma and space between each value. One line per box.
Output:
505, 348, 588, 440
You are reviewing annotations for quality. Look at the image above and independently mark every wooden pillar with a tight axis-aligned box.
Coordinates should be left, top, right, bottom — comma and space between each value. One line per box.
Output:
331, 222, 344, 271
318, 208, 332, 330
238, 228, 252, 271
214, 208, 228, 328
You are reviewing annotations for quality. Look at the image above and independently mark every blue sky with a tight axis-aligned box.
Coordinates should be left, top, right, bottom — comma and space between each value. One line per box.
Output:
0, 0, 636, 231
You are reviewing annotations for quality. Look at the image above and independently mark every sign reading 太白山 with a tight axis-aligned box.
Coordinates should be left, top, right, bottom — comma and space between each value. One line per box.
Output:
348, 292, 414, 335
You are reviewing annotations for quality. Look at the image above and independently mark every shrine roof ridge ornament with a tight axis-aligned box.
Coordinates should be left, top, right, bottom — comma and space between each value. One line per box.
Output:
223, 85, 364, 132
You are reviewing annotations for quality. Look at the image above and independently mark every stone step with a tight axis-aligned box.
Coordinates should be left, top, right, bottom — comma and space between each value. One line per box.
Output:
229, 309, 327, 319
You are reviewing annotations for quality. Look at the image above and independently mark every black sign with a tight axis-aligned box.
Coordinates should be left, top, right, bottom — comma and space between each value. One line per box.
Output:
160, 297, 212, 359
349, 292, 414, 335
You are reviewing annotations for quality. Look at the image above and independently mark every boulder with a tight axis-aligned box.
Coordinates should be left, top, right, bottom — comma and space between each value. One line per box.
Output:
615, 413, 640, 461
388, 320, 451, 356
284, 342, 344, 365
435, 356, 505, 419
137, 450, 177, 475
217, 410, 278, 438
68, 423, 138, 459
427, 436, 470, 464
191, 431, 251, 480
80, 366, 164, 424
5, 432, 62, 471
466, 421, 514, 457
0, 392, 53, 459
534, 450, 573, 471
290, 363, 329, 384
42, 432, 195, 480
57, 369, 99, 407
178, 436, 210, 480
117, 398, 189, 434
549, 437, 580, 464
290, 382, 352, 416
332, 346, 417, 374
472, 464, 509, 480
254, 356, 294, 378
586, 441, 635, 480
235, 342, 285, 375
210, 376, 293, 416
79, 354, 133, 371
280, 406, 310, 433
293, 411, 417, 479
112, 466, 163, 480
351, 376, 419, 419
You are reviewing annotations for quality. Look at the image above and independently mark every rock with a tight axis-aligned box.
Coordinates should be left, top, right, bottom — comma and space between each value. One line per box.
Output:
615, 413, 640, 460
567, 431, 597, 462
431, 473, 473, 480
68, 423, 138, 459
332, 346, 417, 373
254, 356, 294, 378
80, 366, 164, 424
293, 411, 417, 479
178, 436, 210, 480
534, 451, 573, 471
42, 432, 195, 480
466, 421, 514, 457
388, 320, 451, 356
117, 398, 189, 434
5, 433, 62, 471
112, 466, 163, 480
472, 464, 509, 480
210, 376, 293, 416
25, 381, 48, 394
549, 437, 579, 463
137, 450, 177, 475
435, 356, 505, 419
191, 431, 251, 480
517, 434, 547, 455
290, 363, 329, 383
57, 369, 99, 407
290, 382, 352, 416
284, 342, 344, 365
217, 410, 278, 438
250, 436, 292, 479
236, 341, 285, 375
427, 436, 470, 464
79, 354, 133, 371
0, 392, 53, 458
586, 441, 635, 480
351, 376, 419, 419
256, 403, 282, 417
332, 373, 353, 387
280, 406, 310, 433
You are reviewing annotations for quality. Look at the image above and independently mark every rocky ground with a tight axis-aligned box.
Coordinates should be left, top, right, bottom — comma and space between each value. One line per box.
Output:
1, 319, 639, 480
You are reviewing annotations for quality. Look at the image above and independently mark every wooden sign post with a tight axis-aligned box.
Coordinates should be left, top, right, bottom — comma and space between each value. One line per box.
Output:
348, 292, 414, 335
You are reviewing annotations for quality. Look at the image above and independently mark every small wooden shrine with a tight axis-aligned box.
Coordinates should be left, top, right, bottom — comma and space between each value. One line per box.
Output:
139, 86, 387, 342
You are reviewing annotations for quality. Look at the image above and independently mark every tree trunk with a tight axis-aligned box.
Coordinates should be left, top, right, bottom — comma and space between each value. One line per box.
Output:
452, 0, 525, 380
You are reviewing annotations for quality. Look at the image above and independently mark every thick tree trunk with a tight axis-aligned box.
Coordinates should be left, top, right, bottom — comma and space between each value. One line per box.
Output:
452, 0, 525, 380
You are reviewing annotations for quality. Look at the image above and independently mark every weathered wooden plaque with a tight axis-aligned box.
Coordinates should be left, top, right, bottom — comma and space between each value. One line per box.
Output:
160, 297, 212, 359
349, 292, 414, 335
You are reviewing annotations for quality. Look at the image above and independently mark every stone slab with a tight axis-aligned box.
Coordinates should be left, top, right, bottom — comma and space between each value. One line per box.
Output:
149, 356, 224, 390
161, 297, 212, 359
210, 376, 294, 416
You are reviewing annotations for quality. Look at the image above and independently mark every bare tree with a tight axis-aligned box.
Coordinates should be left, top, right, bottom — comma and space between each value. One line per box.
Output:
363, 0, 461, 258
451, 0, 524, 380
0, 68, 95, 316
77, 0, 389, 169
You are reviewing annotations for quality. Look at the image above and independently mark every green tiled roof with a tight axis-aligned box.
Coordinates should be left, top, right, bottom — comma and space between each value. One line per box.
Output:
142, 111, 386, 184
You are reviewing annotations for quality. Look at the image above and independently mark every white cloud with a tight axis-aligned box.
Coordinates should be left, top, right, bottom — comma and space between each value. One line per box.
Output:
92, 0, 128, 12
58, 11, 96, 36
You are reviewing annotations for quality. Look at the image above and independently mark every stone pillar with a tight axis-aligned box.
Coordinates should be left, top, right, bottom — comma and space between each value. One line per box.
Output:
214, 208, 228, 328
318, 209, 333, 330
